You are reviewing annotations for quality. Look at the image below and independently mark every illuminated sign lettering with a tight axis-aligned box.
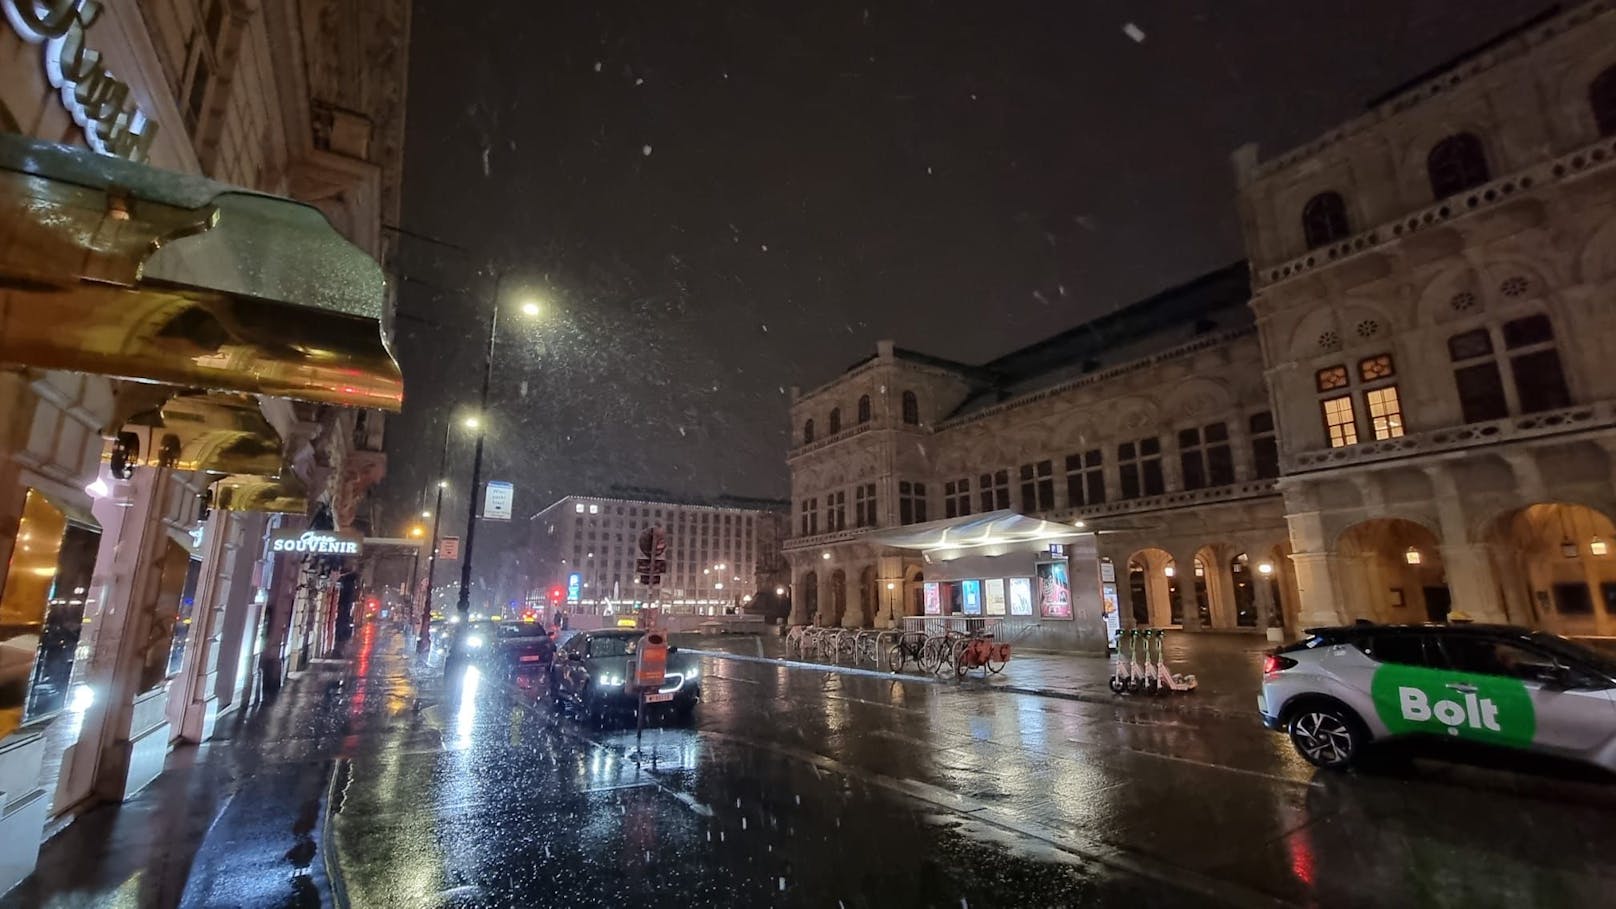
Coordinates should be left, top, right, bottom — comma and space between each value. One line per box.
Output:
3, 0, 160, 160
269, 529, 362, 556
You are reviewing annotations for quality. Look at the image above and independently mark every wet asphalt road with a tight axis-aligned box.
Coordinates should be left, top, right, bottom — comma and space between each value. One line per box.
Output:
13, 623, 1616, 908
320, 626, 1616, 909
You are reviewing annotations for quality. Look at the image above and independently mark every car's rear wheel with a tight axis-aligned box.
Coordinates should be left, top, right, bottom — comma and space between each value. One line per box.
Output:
1288, 703, 1365, 770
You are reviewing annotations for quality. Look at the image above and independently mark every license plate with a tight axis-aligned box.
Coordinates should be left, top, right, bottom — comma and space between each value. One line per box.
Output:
644, 691, 674, 703
519, 655, 542, 662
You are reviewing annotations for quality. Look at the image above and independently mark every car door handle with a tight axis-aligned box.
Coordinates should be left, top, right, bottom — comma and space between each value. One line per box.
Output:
1445, 683, 1478, 694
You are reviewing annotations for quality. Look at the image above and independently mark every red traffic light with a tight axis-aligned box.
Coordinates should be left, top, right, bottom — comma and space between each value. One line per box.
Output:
548, 586, 564, 601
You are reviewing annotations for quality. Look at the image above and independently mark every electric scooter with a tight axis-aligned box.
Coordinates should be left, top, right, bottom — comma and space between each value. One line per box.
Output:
1108, 628, 1133, 693
1151, 629, 1198, 694
1127, 628, 1150, 693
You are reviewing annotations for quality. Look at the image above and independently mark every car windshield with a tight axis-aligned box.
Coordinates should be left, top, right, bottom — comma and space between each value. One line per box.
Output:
588, 635, 634, 659
497, 622, 547, 638
1528, 633, 1616, 677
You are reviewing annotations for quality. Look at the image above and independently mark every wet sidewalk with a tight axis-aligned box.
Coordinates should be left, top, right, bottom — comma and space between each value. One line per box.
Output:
678, 628, 1270, 716
1, 623, 414, 909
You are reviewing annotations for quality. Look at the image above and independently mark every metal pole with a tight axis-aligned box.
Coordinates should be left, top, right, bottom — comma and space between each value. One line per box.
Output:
417, 418, 452, 654
456, 272, 503, 619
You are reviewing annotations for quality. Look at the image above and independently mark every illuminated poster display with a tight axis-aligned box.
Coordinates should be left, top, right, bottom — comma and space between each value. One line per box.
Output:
1037, 560, 1072, 619
961, 579, 982, 615
566, 572, 582, 604
1101, 582, 1122, 648
923, 581, 941, 616
1008, 577, 1033, 616
984, 578, 1006, 616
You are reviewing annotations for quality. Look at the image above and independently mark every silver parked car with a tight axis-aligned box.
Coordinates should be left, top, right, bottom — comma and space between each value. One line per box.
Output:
1259, 623, 1616, 771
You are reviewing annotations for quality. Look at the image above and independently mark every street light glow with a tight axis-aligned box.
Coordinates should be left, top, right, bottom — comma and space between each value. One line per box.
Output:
463, 415, 481, 429
519, 300, 542, 317
409, 525, 426, 538
421, 510, 431, 518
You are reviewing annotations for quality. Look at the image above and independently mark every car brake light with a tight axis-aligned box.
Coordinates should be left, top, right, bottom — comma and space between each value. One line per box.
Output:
1263, 654, 1297, 675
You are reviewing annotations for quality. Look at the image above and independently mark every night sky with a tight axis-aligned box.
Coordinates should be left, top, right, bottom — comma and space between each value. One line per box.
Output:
383, 0, 1545, 566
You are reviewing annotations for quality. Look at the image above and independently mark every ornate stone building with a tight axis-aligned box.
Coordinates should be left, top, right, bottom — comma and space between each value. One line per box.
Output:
1235, 0, 1616, 637
788, 1, 1616, 646
0, 0, 409, 891
786, 266, 1300, 641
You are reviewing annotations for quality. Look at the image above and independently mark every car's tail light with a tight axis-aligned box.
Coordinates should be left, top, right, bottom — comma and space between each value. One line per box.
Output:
1263, 654, 1297, 676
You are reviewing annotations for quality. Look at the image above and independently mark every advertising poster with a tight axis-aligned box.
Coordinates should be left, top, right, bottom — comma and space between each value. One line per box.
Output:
985, 578, 1007, 616
1009, 577, 1033, 616
1037, 560, 1072, 619
923, 581, 941, 616
566, 571, 582, 604
1101, 582, 1122, 649
961, 579, 982, 615
483, 480, 514, 521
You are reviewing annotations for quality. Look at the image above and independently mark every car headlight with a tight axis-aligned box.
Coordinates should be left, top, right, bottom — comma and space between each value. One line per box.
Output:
601, 672, 621, 687
686, 665, 698, 679
465, 635, 485, 649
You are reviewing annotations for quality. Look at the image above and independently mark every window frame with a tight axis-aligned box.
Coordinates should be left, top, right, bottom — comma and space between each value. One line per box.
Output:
1064, 449, 1104, 508
1301, 191, 1350, 249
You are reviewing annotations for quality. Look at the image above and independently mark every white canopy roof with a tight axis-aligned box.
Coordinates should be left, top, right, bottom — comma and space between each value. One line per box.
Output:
865, 510, 1085, 553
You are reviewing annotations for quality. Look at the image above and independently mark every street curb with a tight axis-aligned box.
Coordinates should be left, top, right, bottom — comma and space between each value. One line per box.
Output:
321, 759, 351, 909
683, 648, 1249, 719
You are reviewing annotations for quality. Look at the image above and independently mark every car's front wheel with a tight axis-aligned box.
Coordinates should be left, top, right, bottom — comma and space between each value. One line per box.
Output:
1287, 703, 1365, 770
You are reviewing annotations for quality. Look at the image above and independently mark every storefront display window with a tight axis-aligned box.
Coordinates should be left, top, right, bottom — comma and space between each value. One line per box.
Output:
922, 582, 941, 616
24, 522, 100, 722
0, 490, 68, 736
141, 541, 192, 692
166, 557, 204, 677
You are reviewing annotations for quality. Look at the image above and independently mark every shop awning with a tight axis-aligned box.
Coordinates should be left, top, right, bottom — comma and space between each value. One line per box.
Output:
115, 392, 284, 476
212, 471, 310, 514
0, 134, 403, 411
866, 510, 1085, 553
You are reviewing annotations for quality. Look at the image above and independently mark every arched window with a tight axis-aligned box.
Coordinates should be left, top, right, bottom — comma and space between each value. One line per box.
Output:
1301, 192, 1350, 249
901, 391, 919, 425
828, 407, 841, 434
1426, 133, 1490, 199
1592, 64, 1616, 137
857, 395, 871, 424
802, 419, 815, 444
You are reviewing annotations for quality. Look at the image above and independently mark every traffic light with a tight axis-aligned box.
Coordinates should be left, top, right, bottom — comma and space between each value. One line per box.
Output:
548, 586, 564, 603
636, 557, 668, 587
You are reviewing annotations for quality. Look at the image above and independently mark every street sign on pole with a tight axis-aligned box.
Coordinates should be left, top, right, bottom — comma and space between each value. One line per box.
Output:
438, 536, 460, 560
482, 480, 514, 521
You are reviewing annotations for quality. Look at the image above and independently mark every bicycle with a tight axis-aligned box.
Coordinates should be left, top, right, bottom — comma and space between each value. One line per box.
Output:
886, 630, 927, 672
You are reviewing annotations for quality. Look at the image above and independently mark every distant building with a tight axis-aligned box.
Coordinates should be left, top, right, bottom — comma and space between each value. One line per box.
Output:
530, 490, 788, 614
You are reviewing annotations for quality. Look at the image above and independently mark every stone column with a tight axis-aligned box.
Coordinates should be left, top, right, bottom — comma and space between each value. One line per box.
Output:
1172, 550, 1203, 631
213, 513, 267, 712
1425, 464, 1507, 623
1289, 551, 1348, 628
841, 569, 861, 628
1211, 558, 1239, 629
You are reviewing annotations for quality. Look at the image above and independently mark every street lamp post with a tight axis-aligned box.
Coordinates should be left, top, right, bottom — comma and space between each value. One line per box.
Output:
416, 422, 453, 653
455, 277, 541, 622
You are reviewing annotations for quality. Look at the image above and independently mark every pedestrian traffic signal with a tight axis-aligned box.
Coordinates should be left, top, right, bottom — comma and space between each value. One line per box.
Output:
635, 557, 668, 587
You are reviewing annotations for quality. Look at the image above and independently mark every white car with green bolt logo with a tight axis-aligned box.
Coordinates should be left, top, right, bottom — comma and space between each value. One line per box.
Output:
1259, 624, 1616, 771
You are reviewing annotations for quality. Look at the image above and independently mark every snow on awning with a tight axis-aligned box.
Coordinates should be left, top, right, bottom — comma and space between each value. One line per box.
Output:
865, 510, 1085, 553
0, 134, 403, 411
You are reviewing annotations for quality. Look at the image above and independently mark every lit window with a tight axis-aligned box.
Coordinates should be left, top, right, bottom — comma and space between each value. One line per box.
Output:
589, 504, 600, 514
1365, 387, 1404, 440
574, 503, 585, 513
1358, 354, 1395, 382
1315, 365, 1349, 392
1322, 396, 1358, 447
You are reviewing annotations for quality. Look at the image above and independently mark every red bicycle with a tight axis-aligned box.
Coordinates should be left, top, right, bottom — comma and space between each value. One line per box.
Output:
953, 633, 1010, 678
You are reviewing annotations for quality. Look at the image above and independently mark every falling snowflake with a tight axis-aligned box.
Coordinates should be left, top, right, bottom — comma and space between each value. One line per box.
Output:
593, 61, 602, 72
635, 77, 645, 86
760, 324, 768, 333
926, 166, 933, 175
1123, 22, 1146, 42
642, 145, 653, 156
481, 147, 490, 176
760, 244, 769, 252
